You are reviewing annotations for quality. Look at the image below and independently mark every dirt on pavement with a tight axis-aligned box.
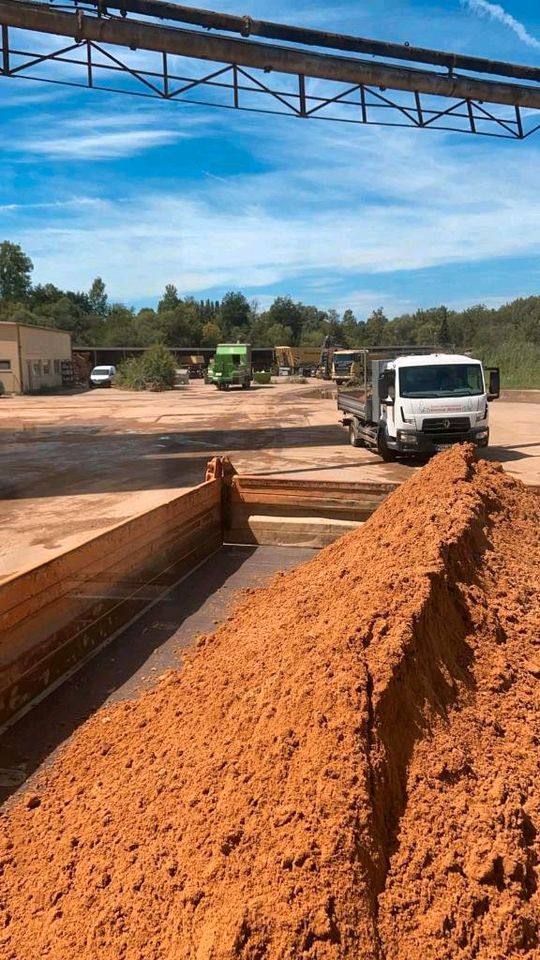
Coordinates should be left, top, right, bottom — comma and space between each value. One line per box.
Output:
0, 381, 539, 579
1, 445, 539, 959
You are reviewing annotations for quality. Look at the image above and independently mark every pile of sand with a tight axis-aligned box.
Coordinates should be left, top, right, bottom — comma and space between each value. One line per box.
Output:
1, 446, 539, 959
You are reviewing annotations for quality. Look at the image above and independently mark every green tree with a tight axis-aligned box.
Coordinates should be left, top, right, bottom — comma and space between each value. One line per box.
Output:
265, 296, 306, 344
0, 241, 33, 300
101, 304, 137, 345
135, 308, 168, 346
260, 322, 294, 347
219, 291, 251, 339
438, 307, 451, 347
88, 277, 108, 318
201, 321, 222, 346
158, 284, 180, 313
364, 307, 388, 346
326, 309, 342, 342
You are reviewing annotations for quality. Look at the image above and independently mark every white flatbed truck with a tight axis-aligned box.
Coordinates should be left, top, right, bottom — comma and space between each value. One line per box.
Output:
337, 347, 500, 461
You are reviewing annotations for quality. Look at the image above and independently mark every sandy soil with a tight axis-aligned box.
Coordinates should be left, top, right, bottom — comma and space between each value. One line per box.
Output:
1, 447, 539, 959
0, 381, 538, 578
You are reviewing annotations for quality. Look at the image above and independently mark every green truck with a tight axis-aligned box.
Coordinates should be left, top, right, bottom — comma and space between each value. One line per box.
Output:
207, 343, 253, 391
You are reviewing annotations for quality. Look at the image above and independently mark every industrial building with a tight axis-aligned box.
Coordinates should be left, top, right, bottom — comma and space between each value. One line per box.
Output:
0, 322, 72, 394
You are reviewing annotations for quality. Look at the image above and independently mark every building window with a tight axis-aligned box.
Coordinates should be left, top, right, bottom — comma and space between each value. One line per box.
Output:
43, 360, 51, 375
54, 359, 61, 374
0, 360, 10, 371
32, 360, 41, 376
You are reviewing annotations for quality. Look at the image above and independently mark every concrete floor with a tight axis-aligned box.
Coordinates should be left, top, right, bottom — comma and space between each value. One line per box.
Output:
1, 380, 539, 579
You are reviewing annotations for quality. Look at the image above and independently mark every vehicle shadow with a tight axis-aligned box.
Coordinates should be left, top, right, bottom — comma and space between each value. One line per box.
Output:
481, 444, 536, 463
0, 423, 349, 500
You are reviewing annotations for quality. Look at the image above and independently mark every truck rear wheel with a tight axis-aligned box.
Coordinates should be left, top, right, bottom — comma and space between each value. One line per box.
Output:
349, 422, 362, 447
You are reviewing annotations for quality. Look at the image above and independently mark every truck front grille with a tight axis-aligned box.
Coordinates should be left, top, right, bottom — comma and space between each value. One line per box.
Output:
422, 416, 470, 434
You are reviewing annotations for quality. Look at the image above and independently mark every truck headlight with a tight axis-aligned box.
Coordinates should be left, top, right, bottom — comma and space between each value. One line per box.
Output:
398, 430, 418, 445
476, 430, 488, 440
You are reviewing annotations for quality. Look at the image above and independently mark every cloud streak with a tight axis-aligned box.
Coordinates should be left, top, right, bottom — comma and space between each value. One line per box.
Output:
10, 107, 210, 159
462, 0, 540, 50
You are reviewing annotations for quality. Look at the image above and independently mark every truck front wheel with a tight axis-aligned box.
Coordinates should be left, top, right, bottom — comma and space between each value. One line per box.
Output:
377, 430, 396, 462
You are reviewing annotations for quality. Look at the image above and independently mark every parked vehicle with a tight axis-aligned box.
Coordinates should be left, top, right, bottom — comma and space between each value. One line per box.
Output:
89, 365, 116, 388
175, 368, 190, 385
337, 346, 499, 461
331, 349, 362, 385
275, 346, 320, 376
207, 344, 252, 390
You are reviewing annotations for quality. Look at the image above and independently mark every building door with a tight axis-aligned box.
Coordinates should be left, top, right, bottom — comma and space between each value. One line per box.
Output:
26, 361, 33, 392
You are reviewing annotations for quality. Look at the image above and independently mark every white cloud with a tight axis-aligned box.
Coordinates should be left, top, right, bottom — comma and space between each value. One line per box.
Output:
330, 291, 415, 317
17, 165, 540, 300
22, 129, 180, 159
461, 0, 540, 50
3, 85, 540, 304
10, 106, 210, 159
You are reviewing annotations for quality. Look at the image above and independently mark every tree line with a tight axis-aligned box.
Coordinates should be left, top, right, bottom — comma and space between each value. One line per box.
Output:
1, 241, 539, 386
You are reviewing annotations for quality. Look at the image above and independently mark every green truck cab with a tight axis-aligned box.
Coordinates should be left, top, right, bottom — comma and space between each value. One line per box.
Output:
207, 343, 253, 391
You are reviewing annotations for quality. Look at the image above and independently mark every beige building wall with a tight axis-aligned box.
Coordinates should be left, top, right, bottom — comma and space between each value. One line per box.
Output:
0, 323, 23, 394
0, 323, 72, 394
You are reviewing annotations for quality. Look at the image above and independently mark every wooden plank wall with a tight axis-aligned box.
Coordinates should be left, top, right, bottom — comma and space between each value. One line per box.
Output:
224, 475, 398, 546
0, 480, 222, 728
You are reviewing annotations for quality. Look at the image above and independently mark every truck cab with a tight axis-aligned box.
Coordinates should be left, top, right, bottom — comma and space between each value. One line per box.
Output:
381, 353, 499, 455
332, 350, 361, 385
338, 349, 500, 461
207, 344, 252, 391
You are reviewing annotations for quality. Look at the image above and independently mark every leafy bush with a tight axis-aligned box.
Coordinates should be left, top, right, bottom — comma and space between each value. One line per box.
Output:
253, 371, 271, 384
140, 342, 177, 390
115, 356, 147, 391
116, 343, 177, 391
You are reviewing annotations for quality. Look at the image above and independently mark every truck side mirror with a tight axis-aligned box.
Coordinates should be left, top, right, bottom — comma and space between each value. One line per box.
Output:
378, 371, 395, 404
487, 367, 500, 401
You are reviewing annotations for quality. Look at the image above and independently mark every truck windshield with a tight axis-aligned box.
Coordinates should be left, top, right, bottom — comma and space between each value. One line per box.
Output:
399, 364, 484, 398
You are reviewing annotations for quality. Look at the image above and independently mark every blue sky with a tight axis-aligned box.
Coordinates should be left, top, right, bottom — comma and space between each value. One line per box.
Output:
1, 0, 539, 318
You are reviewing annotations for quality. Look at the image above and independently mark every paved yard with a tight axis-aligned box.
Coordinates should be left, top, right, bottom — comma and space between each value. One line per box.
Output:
1, 380, 538, 578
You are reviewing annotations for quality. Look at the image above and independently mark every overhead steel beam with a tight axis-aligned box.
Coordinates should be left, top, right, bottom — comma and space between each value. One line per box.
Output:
1, 0, 539, 110
82, 0, 540, 84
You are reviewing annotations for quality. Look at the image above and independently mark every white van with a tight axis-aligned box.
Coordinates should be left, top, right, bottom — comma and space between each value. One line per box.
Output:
89, 365, 116, 388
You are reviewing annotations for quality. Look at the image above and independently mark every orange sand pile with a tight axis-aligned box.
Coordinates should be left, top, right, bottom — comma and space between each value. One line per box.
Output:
0, 446, 539, 959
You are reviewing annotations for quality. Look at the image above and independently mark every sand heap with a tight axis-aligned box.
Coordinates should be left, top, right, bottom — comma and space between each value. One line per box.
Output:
1, 446, 539, 960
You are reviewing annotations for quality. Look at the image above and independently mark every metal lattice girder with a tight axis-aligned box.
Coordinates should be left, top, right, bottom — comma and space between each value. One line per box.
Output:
1, 0, 539, 139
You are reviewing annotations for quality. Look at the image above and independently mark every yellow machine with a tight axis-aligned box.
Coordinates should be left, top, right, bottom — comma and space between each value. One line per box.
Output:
331, 349, 362, 384
275, 346, 320, 374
